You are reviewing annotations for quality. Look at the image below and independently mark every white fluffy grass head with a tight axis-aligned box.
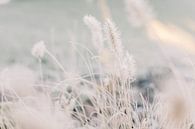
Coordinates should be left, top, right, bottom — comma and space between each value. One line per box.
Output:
103, 19, 136, 80
104, 19, 123, 57
31, 40, 46, 59
83, 15, 104, 52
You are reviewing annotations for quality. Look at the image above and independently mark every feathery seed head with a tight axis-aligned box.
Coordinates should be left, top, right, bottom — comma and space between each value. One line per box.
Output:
104, 19, 123, 57
32, 40, 46, 59
83, 15, 104, 52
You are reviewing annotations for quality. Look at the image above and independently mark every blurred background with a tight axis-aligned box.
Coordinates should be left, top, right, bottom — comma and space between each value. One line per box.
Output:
0, 0, 195, 80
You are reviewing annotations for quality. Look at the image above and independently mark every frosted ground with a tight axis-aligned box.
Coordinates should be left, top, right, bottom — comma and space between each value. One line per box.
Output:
0, 0, 195, 76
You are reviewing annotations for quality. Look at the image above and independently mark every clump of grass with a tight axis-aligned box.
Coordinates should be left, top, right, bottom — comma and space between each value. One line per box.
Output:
1, 2, 195, 129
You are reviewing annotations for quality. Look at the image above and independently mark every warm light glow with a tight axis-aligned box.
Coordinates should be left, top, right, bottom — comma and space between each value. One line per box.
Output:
147, 20, 195, 54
